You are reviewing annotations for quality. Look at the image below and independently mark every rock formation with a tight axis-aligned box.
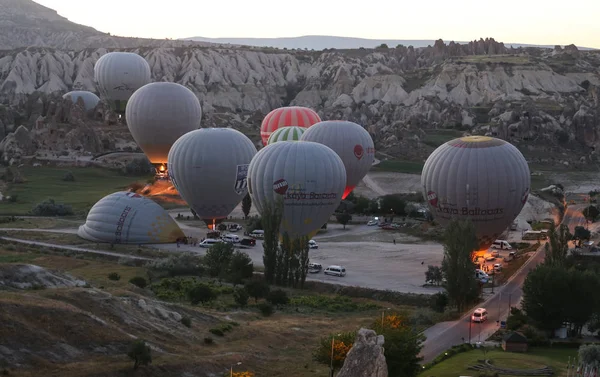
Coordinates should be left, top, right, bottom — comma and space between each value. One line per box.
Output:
338, 328, 388, 377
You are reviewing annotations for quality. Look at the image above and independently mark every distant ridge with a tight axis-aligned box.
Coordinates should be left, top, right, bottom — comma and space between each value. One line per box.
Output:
180, 35, 597, 51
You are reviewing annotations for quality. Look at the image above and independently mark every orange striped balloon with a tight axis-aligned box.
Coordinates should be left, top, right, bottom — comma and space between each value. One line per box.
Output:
260, 106, 321, 146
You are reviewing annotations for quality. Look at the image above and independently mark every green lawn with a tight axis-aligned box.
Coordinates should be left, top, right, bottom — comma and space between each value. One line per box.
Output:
422, 347, 576, 377
373, 160, 425, 174
1, 167, 152, 215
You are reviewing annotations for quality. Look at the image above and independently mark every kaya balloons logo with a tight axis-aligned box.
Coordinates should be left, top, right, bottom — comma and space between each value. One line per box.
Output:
427, 191, 438, 207
354, 144, 364, 160
273, 179, 289, 195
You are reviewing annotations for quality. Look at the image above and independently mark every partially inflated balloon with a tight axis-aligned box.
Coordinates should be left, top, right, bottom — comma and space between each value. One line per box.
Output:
260, 106, 321, 146
267, 126, 306, 144
301, 120, 375, 199
62, 91, 100, 111
168, 128, 257, 228
126, 82, 202, 165
247, 141, 346, 239
94, 52, 151, 114
421, 136, 530, 251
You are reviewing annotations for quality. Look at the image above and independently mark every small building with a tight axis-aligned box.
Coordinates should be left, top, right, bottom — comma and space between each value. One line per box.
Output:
502, 331, 528, 352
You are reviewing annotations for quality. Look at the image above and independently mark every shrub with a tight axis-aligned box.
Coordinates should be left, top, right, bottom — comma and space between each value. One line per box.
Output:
267, 289, 289, 307
180, 317, 192, 328
127, 339, 152, 370
187, 283, 217, 305
209, 328, 224, 336
129, 276, 147, 288
124, 158, 154, 176
290, 295, 378, 312
429, 292, 449, 313
203, 336, 214, 345
62, 171, 75, 181
245, 278, 270, 303
31, 199, 74, 216
107, 272, 121, 281
258, 302, 274, 317
313, 331, 356, 369
209, 323, 233, 337
146, 253, 203, 279
233, 287, 249, 307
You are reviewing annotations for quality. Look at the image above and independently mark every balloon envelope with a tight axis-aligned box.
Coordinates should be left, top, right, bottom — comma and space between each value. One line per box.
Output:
300, 120, 375, 199
125, 82, 202, 164
168, 128, 257, 227
267, 126, 306, 144
421, 136, 530, 250
62, 91, 100, 111
94, 52, 151, 114
78, 191, 184, 244
247, 141, 346, 239
260, 106, 321, 146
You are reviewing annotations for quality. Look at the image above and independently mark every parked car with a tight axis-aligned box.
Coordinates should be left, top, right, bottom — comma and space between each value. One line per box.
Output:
367, 219, 378, 226
490, 250, 499, 257
249, 230, 264, 239
227, 223, 243, 232
221, 234, 240, 243
485, 255, 496, 261
240, 238, 256, 247
199, 239, 223, 248
493, 263, 502, 272
492, 240, 512, 250
308, 262, 322, 273
308, 239, 319, 249
324, 265, 346, 277
471, 308, 488, 323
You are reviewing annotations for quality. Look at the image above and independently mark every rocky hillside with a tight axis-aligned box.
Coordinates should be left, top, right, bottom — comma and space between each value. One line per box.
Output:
0, 38, 598, 167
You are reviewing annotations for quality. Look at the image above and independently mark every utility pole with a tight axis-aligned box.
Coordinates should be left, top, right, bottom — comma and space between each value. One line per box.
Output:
497, 292, 502, 323
468, 318, 472, 344
508, 292, 512, 314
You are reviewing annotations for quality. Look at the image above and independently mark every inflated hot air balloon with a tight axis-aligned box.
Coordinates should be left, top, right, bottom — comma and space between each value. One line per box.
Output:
301, 120, 375, 199
247, 141, 346, 239
168, 128, 257, 229
421, 136, 530, 251
77, 191, 185, 244
125, 82, 202, 173
94, 52, 151, 114
260, 106, 321, 146
62, 91, 100, 111
267, 126, 306, 144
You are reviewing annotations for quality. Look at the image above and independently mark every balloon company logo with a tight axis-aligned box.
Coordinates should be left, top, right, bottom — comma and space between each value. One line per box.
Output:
436, 205, 504, 216
426, 191, 438, 207
354, 145, 364, 160
521, 188, 530, 204
273, 179, 289, 195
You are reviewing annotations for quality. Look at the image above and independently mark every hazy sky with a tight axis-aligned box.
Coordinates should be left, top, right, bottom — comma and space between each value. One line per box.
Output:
36, 0, 600, 48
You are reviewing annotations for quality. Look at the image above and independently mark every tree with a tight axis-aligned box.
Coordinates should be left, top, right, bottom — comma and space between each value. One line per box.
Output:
204, 242, 234, 280
380, 195, 406, 216
233, 287, 249, 307
242, 193, 252, 219
583, 205, 599, 222
376, 43, 389, 49
544, 224, 571, 267
127, 339, 152, 370
312, 331, 356, 372
187, 283, 217, 305
425, 265, 443, 286
578, 344, 600, 366
244, 278, 270, 303
429, 292, 448, 313
564, 270, 600, 336
354, 196, 371, 214
522, 264, 569, 334
228, 250, 254, 285
573, 226, 591, 245
267, 289, 289, 307
368, 199, 379, 214
335, 212, 352, 229
441, 220, 480, 312
262, 200, 283, 284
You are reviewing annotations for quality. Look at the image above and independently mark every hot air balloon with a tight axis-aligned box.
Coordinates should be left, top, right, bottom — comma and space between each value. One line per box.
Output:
300, 120, 375, 199
247, 141, 346, 239
62, 91, 100, 111
260, 106, 321, 146
94, 52, 151, 115
78, 191, 185, 244
125, 82, 202, 176
267, 126, 306, 144
168, 128, 257, 229
421, 136, 530, 252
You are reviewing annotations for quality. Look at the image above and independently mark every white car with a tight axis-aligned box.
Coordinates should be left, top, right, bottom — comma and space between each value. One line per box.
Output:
324, 265, 346, 277
471, 308, 488, 323
308, 239, 319, 249
198, 239, 223, 248
367, 220, 378, 226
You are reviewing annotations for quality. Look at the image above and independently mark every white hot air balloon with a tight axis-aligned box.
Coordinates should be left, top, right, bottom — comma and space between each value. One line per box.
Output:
94, 52, 151, 114
62, 91, 100, 111
125, 82, 202, 175
247, 141, 346, 239
301, 120, 375, 200
168, 128, 257, 229
78, 191, 185, 244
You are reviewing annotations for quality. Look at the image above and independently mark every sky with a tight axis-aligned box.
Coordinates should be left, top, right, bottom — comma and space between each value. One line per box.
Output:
35, 0, 600, 48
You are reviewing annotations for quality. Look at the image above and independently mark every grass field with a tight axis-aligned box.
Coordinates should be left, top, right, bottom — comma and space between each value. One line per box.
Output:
422, 129, 465, 148
0, 167, 152, 215
421, 347, 576, 377
373, 160, 425, 174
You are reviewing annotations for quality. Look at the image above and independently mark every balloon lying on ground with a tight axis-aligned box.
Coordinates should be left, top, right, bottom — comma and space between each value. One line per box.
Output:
168, 128, 257, 229
260, 106, 321, 146
247, 141, 346, 239
94, 52, 151, 114
267, 126, 306, 144
62, 91, 100, 111
125, 82, 202, 166
300, 120, 375, 199
420, 136, 531, 251
77, 191, 185, 244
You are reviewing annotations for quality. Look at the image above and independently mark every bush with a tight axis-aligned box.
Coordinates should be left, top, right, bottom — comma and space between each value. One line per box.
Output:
209, 323, 233, 337
258, 302, 274, 317
124, 158, 154, 176
209, 328, 224, 336
62, 171, 75, 181
7, 195, 17, 203
204, 337, 214, 345
127, 339, 152, 370
290, 295, 378, 312
146, 253, 204, 279
245, 278, 270, 303
107, 272, 121, 281
429, 292, 449, 313
181, 317, 192, 328
129, 276, 147, 288
187, 283, 217, 305
233, 287, 249, 307
267, 289, 289, 307
31, 199, 74, 216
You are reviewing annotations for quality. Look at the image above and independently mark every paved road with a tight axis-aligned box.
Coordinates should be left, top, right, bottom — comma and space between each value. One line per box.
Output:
419, 242, 547, 363
562, 204, 587, 233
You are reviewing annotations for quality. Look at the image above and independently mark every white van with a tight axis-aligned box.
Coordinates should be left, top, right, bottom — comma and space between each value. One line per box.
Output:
249, 230, 264, 239
308, 239, 319, 249
324, 265, 346, 277
199, 239, 223, 248
471, 307, 488, 323
492, 240, 512, 250
221, 234, 240, 243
